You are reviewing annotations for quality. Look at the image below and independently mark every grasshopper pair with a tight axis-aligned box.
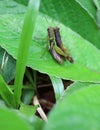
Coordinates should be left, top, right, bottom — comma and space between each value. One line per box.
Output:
47, 27, 74, 64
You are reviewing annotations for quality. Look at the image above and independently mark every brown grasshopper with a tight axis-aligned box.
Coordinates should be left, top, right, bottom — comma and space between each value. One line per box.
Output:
47, 27, 74, 64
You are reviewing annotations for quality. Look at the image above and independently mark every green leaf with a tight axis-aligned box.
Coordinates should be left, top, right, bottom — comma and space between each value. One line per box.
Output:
20, 103, 37, 117
30, 116, 44, 130
64, 82, 91, 96
0, 75, 15, 107
1, 0, 100, 83
49, 76, 64, 101
0, 13, 100, 82
0, 0, 26, 14
93, 0, 100, 28
22, 89, 34, 104
0, 47, 16, 83
44, 83, 100, 130
93, 0, 100, 9
13, 0, 29, 6
0, 107, 33, 130
19, 106, 44, 130
40, 0, 100, 49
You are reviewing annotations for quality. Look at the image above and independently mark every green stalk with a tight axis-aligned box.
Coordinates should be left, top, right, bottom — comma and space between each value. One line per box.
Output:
14, 0, 40, 108
0, 75, 15, 107
25, 69, 37, 93
49, 75, 64, 101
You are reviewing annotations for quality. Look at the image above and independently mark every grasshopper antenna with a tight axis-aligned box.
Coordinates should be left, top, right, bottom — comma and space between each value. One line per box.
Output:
44, 15, 58, 27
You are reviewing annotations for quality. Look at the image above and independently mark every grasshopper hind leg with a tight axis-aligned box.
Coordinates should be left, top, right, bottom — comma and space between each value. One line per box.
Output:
51, 47, 63, 64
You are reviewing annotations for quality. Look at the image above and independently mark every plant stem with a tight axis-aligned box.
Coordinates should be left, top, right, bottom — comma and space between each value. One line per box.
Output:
14, 0, 40, 108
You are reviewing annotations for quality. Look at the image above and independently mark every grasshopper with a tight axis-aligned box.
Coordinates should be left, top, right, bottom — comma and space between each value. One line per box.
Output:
47, 27, 63, 64
47, 27, 74, 64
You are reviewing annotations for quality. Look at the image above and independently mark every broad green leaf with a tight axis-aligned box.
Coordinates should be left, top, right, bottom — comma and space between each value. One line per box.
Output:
12, 0, 100, 48
1, 0, 100, 82
0, 13, 100, 82
29, 116, 44, 130
76, 0, 96, 18
0, 0, 26, 14
19, 105, 44, 130
49, 76, 64, 101
64, 82, 93, 97
44, 83, 100, 130
1, 0, 100, 47
0, 47, 16, 83
20, 114, 44, 130
40, 0, 100, 49
0, 75, 15, 107
0, 107, 33, 130
13, 0, 29, 6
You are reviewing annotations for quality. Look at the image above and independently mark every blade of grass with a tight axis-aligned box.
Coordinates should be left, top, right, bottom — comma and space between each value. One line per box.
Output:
14, 0, 40, 108
0, 75, 15, 107
49, 75, 64, 101
25, 69, 37, 94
